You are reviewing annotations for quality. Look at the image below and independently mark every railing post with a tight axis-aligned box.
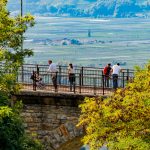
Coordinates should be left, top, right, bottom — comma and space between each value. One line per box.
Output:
79, 73, 82, 93
55, 71, 58, 92
122, 72, 125, 88
93, 77, 96, 95
33, 71, 36, 91
102, 75, 105, 95
127, 69, 129, 81
81, 67, 83, 86
21, 65, 24, 83
101, 70, 104, 87
73, 80, 76, 94
59, 65, 61, 85
36, 65, 39, 75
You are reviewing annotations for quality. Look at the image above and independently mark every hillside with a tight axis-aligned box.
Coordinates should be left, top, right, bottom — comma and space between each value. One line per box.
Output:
8, 0, 150, 17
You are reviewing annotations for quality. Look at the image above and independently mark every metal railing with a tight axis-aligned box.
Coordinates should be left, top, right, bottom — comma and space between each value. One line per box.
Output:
16, 64, 134, 95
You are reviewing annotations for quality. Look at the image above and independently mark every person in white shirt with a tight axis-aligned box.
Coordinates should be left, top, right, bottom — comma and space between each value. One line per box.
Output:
111, 63, 122, 89
68, 63, 75, 91
48, 60, 58, 91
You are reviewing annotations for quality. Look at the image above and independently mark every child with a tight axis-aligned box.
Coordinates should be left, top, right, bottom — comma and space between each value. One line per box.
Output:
30, 72, 45, 89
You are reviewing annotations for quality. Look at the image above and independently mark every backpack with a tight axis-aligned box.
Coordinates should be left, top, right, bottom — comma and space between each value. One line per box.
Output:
103, 67, 108, 75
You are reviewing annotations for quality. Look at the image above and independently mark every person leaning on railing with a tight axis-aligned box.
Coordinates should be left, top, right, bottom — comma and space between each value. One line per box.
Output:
111, 63, 122, 89
47, 60, 58, 92
103, 63, 112, 87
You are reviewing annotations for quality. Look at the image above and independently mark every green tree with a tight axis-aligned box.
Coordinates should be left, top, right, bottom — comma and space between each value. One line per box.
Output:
0, 0, 35, 99
0, 1, 43, 149
0, 0, 34, 65
78, 62, 150, 150
0, 105, 43, 150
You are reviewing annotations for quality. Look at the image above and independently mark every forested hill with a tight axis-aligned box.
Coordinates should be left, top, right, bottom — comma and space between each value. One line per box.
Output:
8, 0, 150, 18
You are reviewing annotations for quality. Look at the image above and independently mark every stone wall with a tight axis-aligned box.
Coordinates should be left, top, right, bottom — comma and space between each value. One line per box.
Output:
21, 104, 83, 150
13, 91, 92, 150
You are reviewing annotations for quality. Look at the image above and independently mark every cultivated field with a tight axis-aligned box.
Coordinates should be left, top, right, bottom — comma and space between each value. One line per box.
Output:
24, 17, 150, 69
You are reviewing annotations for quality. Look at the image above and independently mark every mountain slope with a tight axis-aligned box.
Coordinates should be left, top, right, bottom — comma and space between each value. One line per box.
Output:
7, 0, 150, 17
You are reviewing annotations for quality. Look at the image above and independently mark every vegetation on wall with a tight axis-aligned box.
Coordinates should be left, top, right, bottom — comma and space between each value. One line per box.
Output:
0, 105, 43, 150
78, 62, 150, 150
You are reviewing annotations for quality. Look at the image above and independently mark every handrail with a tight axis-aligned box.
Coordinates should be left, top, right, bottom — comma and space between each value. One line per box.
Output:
15, 63, 134, 95
0, 63, 134, 95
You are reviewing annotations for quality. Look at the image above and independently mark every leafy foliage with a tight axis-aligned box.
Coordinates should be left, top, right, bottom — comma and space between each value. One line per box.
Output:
0, 0, 35, 97
0, 1, 43, 150
0, 106, 24, 149
78, 62, 150, 150
0, 0, 34, 65
0, 106, 43, 150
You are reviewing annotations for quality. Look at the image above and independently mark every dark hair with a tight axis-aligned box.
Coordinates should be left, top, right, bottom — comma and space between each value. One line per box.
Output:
117, 63, 120, 66
69, 63, 73, 69
108, 63, 111, 66
48, 60, 52, 63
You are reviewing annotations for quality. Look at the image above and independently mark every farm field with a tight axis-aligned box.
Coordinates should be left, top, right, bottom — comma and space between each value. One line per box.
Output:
24, 17, 150, 69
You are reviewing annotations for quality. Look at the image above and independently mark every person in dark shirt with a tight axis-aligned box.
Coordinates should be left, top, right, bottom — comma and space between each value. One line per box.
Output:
103, 63, 111, 87
68, 63, 75, 91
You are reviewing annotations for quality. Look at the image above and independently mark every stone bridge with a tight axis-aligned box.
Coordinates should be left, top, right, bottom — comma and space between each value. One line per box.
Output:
13, 90, 102, 150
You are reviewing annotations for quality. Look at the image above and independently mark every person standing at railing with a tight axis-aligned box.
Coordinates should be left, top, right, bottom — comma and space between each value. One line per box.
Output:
68, 63, 75, 92
103, 63, 112, 87
47, 60, 58, 92
111, 63, 122, 89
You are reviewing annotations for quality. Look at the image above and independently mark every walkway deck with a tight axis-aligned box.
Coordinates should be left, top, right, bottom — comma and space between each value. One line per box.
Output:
22, 84, 113, 96
17, 64, 134, 96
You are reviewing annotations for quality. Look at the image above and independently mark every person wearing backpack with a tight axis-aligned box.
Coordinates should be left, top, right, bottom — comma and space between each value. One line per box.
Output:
103, 63, 111, 87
